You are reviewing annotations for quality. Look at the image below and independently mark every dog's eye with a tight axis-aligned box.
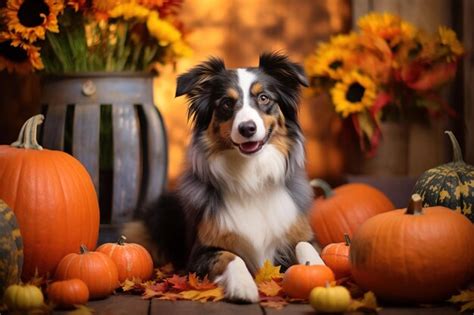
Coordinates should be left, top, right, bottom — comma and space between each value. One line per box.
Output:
258, 94, 270, 105
220, 98, 234, 111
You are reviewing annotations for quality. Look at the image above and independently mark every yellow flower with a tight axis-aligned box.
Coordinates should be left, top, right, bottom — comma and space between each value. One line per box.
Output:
0, 32, 43, 73
109, 2, 151, 21
330, 71, 377, 118
92, 0, 122, 13
306, 46, 352, 80
171, 39, 193, 58
147, 11, 181, 45
358, 12, 416, 47
438, 26, 464, 57
136, 0, 165, 9
3, 0, 63, 42
329, 32, 359, 49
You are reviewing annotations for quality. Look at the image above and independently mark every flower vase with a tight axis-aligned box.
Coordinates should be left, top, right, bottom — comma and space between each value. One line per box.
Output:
39, 73, 168, 244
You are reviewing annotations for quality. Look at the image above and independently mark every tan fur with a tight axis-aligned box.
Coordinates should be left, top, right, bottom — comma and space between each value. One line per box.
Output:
265, 111, 291, 158
210, 251, 236, 279
285, 214, 313, 246
226, 88, 239, 100
205, 115, 233, 154
250, 82, 263, 95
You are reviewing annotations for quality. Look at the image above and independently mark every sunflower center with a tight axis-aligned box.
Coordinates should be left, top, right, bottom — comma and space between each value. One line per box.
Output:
0, 41, 28, 63
345, 82, 366, 103
18, 0, 50, 27
329, 60, 343, 70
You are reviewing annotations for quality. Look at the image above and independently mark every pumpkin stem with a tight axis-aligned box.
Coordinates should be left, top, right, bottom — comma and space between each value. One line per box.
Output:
406, 194, 423, 215
80, 244, 89, 254
344, 233, 351, 246
11, 114, 44, 150
445, 131, 464, 163
305, 261, 310, 266
118, 235, 127, 245
309, 179, 334, 198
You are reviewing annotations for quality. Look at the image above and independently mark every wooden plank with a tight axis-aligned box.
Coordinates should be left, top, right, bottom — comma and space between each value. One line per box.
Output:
151, 300, 263, 315
112, 104, 141, 223
351, 0, 373, 27
463, 0, 474, 164
52, 294, 150, 315
140, 104, 167, 209
42, 104, 66, 150
73, 104, 100, 192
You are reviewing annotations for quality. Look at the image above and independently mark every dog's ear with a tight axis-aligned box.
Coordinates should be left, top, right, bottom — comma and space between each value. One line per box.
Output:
175, 57, 226, 97
258, 52, 309, 87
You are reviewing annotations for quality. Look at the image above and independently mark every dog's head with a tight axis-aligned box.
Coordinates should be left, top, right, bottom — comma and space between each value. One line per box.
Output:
176, 52, 308, 156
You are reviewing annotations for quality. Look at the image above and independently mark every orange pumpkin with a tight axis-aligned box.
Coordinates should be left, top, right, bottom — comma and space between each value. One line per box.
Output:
321, 234, 351, 279
47, 279, 89, 309
282, 262, 335, 299
309, 179, 394, 247
350, 194, 474, 303
0, 115, 100, 280
96, 235, 154, 282
55, 245, 119, 299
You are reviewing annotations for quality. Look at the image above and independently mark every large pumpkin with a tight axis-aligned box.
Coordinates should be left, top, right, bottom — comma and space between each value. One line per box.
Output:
413, 131, 474, 222
309, 179, 394, 247
0, 199, 23, 296
350, 194, 474, 303
0, 115, 100, 280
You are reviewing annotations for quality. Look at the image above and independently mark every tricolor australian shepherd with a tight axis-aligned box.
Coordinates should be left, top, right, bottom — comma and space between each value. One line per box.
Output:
124, 52, 323, 303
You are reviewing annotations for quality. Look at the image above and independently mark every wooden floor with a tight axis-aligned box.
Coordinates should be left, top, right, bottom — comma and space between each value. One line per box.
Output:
52, 294, 464, 315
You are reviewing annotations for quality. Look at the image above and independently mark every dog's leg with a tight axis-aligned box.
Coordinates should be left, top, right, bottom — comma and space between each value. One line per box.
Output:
191, 248, 259, 303
295, 241, 325, 265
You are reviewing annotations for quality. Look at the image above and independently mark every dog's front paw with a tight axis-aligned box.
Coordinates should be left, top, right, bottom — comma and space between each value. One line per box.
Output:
215, 256, 259, 303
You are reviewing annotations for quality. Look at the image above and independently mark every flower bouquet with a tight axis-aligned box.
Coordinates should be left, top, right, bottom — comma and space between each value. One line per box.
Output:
305, 12, 464, 156
0, 0, 192, 74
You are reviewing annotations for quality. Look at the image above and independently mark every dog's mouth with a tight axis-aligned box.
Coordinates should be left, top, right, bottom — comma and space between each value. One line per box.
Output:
232, 127, 273, 155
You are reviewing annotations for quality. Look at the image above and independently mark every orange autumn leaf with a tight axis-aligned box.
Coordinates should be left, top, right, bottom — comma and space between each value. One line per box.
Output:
143, 287, 164, 300
155, 263, 175, 280
180, 287, 224, 302
449, 289, 474, 312
167, 274, 189, 290
188, 273, 217, 290
258, 280, 282, 297
158, 292, 183, 301
348, 291, 382, 313
255, 260, 283, 284
260, 296, 288, 309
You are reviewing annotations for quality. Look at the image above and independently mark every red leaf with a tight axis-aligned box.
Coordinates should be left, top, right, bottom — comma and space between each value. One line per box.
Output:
188, 273, 217, 290
167, 274, 189, 291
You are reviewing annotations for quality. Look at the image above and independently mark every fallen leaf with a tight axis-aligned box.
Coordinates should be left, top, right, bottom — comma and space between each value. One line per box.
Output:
258, 280, 282, 297
255, 260, 283, 284
260, 296, 288, 309
159, 292, 183, 301
449, 289, 474, 312
180, 288, 224, 302
143, 287, 164, 300
188, 273, 217, 290
155, 263, 175, 280
167, 274, 189, 290
348, 291, 381, 313
66, 305, 95, 315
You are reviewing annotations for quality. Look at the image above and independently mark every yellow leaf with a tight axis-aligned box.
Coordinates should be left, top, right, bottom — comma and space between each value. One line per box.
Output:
121, 279, 139, 292
255, 260, 283, 284
66, 305, 95, 315
449, 289, 474, 312
461, 300, 474, 312
258, 280, 282, 297
348, 291, 381, 313
180, 288, 224, 302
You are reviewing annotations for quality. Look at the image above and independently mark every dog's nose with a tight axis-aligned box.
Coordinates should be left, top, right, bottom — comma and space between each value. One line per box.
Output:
238, 120, 257, 138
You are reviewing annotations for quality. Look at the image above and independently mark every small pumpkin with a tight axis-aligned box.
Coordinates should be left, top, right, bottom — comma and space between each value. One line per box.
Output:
321, 234, 351, 279
309, 283, 351, 313
96, 235, 154, 282
350, 194, 474, 303
47, 279, 89, 309
282, 262, 335, 299
55, 245, 119, 299
3, 284, 44, 312
0, 199, 23, 296
0, 115, 100, 280
309, 179, 395, 247
413, 131, 474, 222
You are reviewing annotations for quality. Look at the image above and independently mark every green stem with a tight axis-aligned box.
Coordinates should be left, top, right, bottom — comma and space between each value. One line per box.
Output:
344, 233, 351, 246
405, 194, 423, 215
309, 179, 334, 198
11, 115, 44, 150
117, 235, 127, 245
445, 131, 464, 163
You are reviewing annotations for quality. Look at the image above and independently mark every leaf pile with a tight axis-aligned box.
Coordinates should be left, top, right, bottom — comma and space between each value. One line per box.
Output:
449, 289, 474, 312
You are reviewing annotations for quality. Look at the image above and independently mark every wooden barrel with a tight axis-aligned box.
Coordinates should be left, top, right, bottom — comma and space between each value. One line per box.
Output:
39, 73, 168, 244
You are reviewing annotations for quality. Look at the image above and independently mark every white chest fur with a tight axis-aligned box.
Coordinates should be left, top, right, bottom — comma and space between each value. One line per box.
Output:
209, 145, 299, 267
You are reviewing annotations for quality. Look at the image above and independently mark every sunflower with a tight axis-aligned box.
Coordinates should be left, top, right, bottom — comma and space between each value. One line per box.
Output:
330, 71, 377, 118
358, 12, 416, 48
4, 0, 63, 42
147, 11, 181, 46
109, 3, 150, 21
136, 0, 165, 9
306, 46, 352, 80
0, 32, 43, 73
171, 39, 192, 58
329, 32, 359, 49
438, 26, 464, 59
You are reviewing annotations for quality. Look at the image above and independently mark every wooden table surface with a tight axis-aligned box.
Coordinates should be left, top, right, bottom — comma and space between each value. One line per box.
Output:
52, 294, 464, 315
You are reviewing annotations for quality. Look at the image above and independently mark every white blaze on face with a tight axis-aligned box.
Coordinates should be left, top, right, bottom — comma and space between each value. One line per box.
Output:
231, 69, 266, 144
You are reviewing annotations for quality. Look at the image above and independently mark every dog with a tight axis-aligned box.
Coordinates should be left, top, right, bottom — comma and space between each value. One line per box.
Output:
124, 52, 323, 303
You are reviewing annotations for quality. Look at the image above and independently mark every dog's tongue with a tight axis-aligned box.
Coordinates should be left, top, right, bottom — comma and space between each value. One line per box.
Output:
239, 141, 260, 153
